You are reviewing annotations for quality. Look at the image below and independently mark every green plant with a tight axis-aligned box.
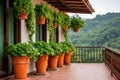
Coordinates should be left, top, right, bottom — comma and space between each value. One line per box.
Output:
32, 41, 55, 57
53, 12, 63, 27
49, 42, 62, 56
13, 0, 31, 17
26, 3, 35, 42
63, 15, 71, 28
35, 4, 52, 20
6, 43, 38, 61
65, 41, 76, 53
59, 42, 70, 53
70, 15, 84, 30
35, 4, 54, 41
13, 0, 35, 42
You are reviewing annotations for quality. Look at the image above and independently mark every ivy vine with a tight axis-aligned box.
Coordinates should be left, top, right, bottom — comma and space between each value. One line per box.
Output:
25, 3, 35, 42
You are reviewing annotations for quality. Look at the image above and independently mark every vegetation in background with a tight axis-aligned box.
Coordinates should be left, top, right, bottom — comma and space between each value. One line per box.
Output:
68, 13, 120, 51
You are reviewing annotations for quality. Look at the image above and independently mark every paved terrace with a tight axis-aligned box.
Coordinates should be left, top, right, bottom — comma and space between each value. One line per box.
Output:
2, 63, 115, 80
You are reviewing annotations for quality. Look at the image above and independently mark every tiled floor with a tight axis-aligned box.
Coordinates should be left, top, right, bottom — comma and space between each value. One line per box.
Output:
2, 63, 115, 80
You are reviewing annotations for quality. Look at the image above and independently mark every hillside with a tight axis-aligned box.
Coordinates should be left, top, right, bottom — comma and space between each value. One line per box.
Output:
68, 13, 120, 51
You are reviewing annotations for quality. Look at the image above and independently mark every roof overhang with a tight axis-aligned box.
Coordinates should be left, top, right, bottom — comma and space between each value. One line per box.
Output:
44, 0, 94, 14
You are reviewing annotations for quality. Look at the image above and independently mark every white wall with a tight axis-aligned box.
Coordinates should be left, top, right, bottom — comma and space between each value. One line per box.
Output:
21, 20, 36, 72
59, 26, 65, 42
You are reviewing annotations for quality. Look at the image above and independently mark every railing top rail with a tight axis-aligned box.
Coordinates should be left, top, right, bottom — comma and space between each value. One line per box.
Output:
105, 47, 120, 56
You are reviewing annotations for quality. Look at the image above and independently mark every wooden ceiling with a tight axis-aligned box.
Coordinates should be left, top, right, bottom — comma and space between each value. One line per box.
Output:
44, 0, 94, 14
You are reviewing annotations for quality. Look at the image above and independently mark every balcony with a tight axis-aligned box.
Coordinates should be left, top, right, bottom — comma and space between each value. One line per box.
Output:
2, 46, 120, 80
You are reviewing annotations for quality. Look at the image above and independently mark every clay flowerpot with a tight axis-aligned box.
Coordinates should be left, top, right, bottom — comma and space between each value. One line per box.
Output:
48, 56, 58, 70
38, 16, 46, 25
74, 28, 79, 32
63, 25, 68, 31
18, 13, 28, 20
64, 51, 73, 65
12, 56, 30, 79
35, 54, 48, 74
57, 53, 65, 67
53, 23, 57, 29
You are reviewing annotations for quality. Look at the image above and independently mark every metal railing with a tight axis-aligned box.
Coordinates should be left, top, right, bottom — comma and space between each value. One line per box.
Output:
71, 46, 105, 63
105, 48, 120, 80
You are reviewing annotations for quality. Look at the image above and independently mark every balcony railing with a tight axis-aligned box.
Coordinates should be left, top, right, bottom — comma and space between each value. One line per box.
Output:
71, 46, 105, 63
71, 46, 120, 80
105, 48, 120, 80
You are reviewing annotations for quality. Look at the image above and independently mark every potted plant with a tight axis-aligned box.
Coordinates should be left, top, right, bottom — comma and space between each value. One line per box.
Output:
70, 15, 84, 32
53, 12, 62, 29
32, 41, 54, 74
48, 42, 62, 70
13, 0, 32, 19
63, 41, 75, 65
63, 14, 71, 31
5, 43, 37, 79
57, 42, 67, 67
35, 4, 52, 25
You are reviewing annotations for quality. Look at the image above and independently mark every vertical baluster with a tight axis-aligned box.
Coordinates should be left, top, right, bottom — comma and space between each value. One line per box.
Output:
81, 47, 84, 62
84, 47, 87, 62
88, 47, 90, 63
76, 47, 77, 62
78, 47, 80, 63
100, 47, 102, 62
98, 47, 100, 63
95, 47, 97, 63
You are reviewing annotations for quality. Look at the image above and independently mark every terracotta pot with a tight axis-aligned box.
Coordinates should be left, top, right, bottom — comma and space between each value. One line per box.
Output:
48, 56, 58, 69
35, 54, 48, 74
63, 25, 68, 31
38, 16, 46, 25
58, 53, 65, 67
12, 56, 30, 79
18, 13, 28, 20
74, 28, 79, 32
53, 23, 57, 29
64, 51, 73, 65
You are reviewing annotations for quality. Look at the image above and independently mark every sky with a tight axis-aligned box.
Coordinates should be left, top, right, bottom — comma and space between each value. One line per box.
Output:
67, 0, 120, 19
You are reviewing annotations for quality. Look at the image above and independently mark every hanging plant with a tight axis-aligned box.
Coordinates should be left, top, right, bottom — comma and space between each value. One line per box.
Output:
70, 15, 84, 32
13, 0, 32, 19
63, 14, 71, 31
53, 12, 62, 29
35, 4, 52, 25
25, 1, 35, 42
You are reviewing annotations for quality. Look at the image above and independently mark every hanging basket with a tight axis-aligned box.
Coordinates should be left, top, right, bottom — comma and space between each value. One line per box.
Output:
37, 16, 46, 25
53, 23, 57, 29
74, 28, 79, 32
63, 25, 68, 31
18, 13, 28, 20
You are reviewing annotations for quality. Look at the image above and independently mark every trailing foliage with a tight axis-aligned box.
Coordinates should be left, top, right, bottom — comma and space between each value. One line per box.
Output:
13, 0, 31, 17
13, 0, 35, 42
26, 3, 35, 42
70, 15, 84, 30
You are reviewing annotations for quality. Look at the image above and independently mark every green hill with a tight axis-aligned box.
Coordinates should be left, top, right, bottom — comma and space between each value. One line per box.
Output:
68, 13, 120, 51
